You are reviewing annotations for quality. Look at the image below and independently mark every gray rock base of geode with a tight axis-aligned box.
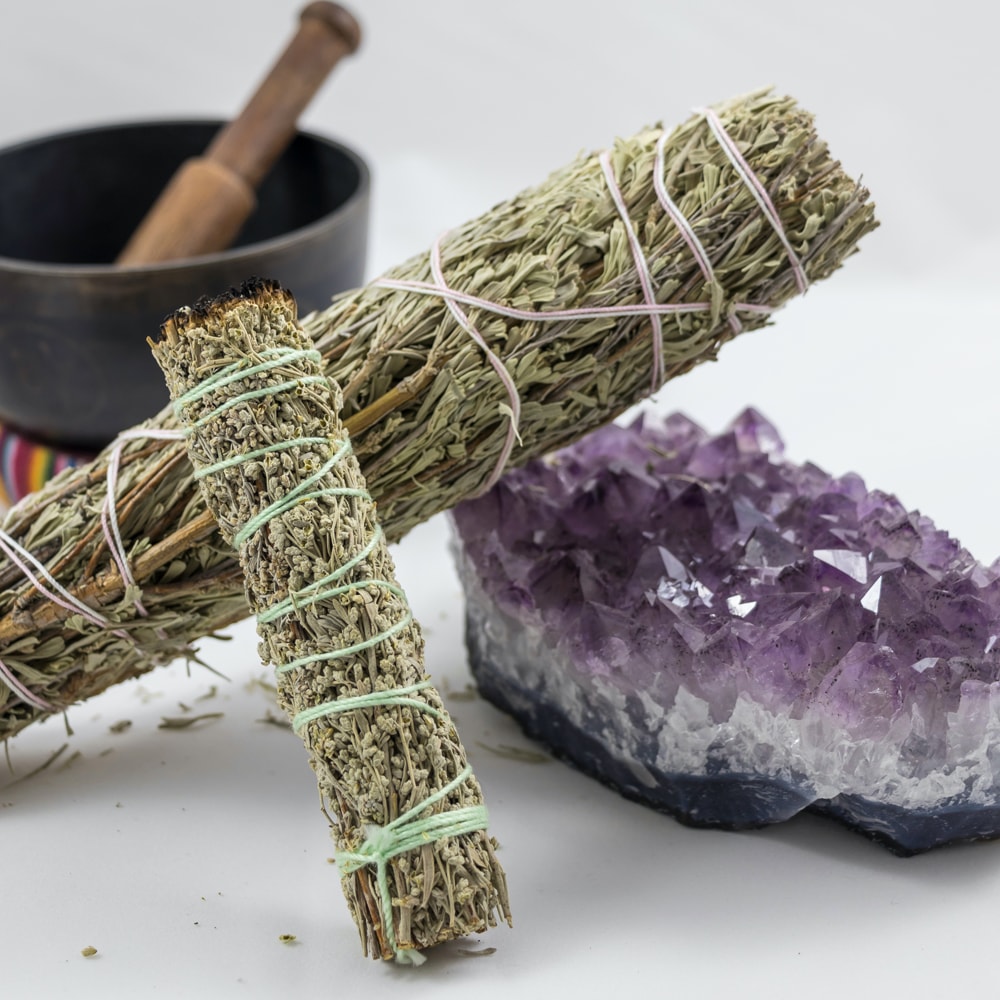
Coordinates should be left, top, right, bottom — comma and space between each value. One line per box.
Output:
465, 594, 1000, 856
452, 410, 1000, 856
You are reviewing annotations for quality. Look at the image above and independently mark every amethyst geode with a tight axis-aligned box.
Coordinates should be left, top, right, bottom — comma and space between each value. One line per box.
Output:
451, 410, 1000, 854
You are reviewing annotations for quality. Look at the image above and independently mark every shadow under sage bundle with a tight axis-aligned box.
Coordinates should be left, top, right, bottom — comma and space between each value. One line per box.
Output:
152, 283, 509, 961
0, 89, 876, 739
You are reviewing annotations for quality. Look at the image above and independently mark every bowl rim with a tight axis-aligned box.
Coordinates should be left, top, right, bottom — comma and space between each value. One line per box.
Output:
0, 117, 370, 278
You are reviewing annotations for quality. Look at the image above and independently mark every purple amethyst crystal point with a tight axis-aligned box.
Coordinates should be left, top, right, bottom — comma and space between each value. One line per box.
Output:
451, 409, 1000, 854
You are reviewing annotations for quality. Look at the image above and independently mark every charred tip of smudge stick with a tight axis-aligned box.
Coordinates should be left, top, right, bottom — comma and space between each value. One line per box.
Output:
150, 277, 298, 347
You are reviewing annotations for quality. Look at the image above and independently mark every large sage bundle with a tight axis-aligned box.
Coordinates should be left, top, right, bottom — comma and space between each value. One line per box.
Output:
152, 283, 509, 961
0, 90, 876, 739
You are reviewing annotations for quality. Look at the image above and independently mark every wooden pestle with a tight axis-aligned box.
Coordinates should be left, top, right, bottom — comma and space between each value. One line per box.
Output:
117, 2, 361, 266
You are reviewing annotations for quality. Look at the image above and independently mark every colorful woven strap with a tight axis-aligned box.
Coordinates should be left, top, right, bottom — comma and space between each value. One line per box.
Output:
0, 423, 94, 505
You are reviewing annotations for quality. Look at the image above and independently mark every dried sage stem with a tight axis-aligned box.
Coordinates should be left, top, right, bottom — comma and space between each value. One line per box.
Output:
151, 282, 510, 961
0, 90, 877, 741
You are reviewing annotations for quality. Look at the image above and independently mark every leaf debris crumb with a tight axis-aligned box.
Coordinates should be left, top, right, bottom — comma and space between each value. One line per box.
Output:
9, 742, 69, 784
256, 710, 291, 730
443, 682, 479, 703
158, 712, 224, 730
475, 741, 551, 764
245, 674, 277, 697
57, 749, 82, 771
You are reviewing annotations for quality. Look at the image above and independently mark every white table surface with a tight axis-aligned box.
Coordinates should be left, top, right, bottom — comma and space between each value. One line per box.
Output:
2, 3, 1000, 998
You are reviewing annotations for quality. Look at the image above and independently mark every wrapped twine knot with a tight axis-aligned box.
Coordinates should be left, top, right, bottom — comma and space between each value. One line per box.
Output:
336, 765, 489, 965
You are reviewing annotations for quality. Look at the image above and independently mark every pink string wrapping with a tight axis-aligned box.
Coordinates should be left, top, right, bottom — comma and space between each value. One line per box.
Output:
0, 528, 117, 634
697, 106, 809, 294
101, 428, 187, 639
0, 427, 186, 713
0, 657, 57, 713
428, 240, 523, 494
652, 130, 756, 336
652, 131, 716, 288
374, 109, 802, 492
0, 524, 125, 714
598, 150, 664, 390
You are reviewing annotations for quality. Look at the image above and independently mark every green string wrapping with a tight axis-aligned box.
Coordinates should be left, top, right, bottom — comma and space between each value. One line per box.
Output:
337, 765, 488, 966
153, 287, 510, 963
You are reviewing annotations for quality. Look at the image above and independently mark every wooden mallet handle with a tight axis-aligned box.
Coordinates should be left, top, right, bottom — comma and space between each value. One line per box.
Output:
117, 2, 361, 266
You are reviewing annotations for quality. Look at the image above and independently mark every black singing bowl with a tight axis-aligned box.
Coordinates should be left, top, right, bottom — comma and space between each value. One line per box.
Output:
0, 120, 369, 450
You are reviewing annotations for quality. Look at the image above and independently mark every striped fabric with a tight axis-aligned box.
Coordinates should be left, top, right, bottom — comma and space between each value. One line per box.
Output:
0, 423, 94, 505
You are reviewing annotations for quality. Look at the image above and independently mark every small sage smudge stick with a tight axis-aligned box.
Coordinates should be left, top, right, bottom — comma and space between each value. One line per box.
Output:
0, 89, 877, 740
151, 281, 510, 962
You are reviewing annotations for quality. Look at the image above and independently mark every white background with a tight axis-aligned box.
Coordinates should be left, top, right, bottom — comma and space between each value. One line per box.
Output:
2, 2, 999, 997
